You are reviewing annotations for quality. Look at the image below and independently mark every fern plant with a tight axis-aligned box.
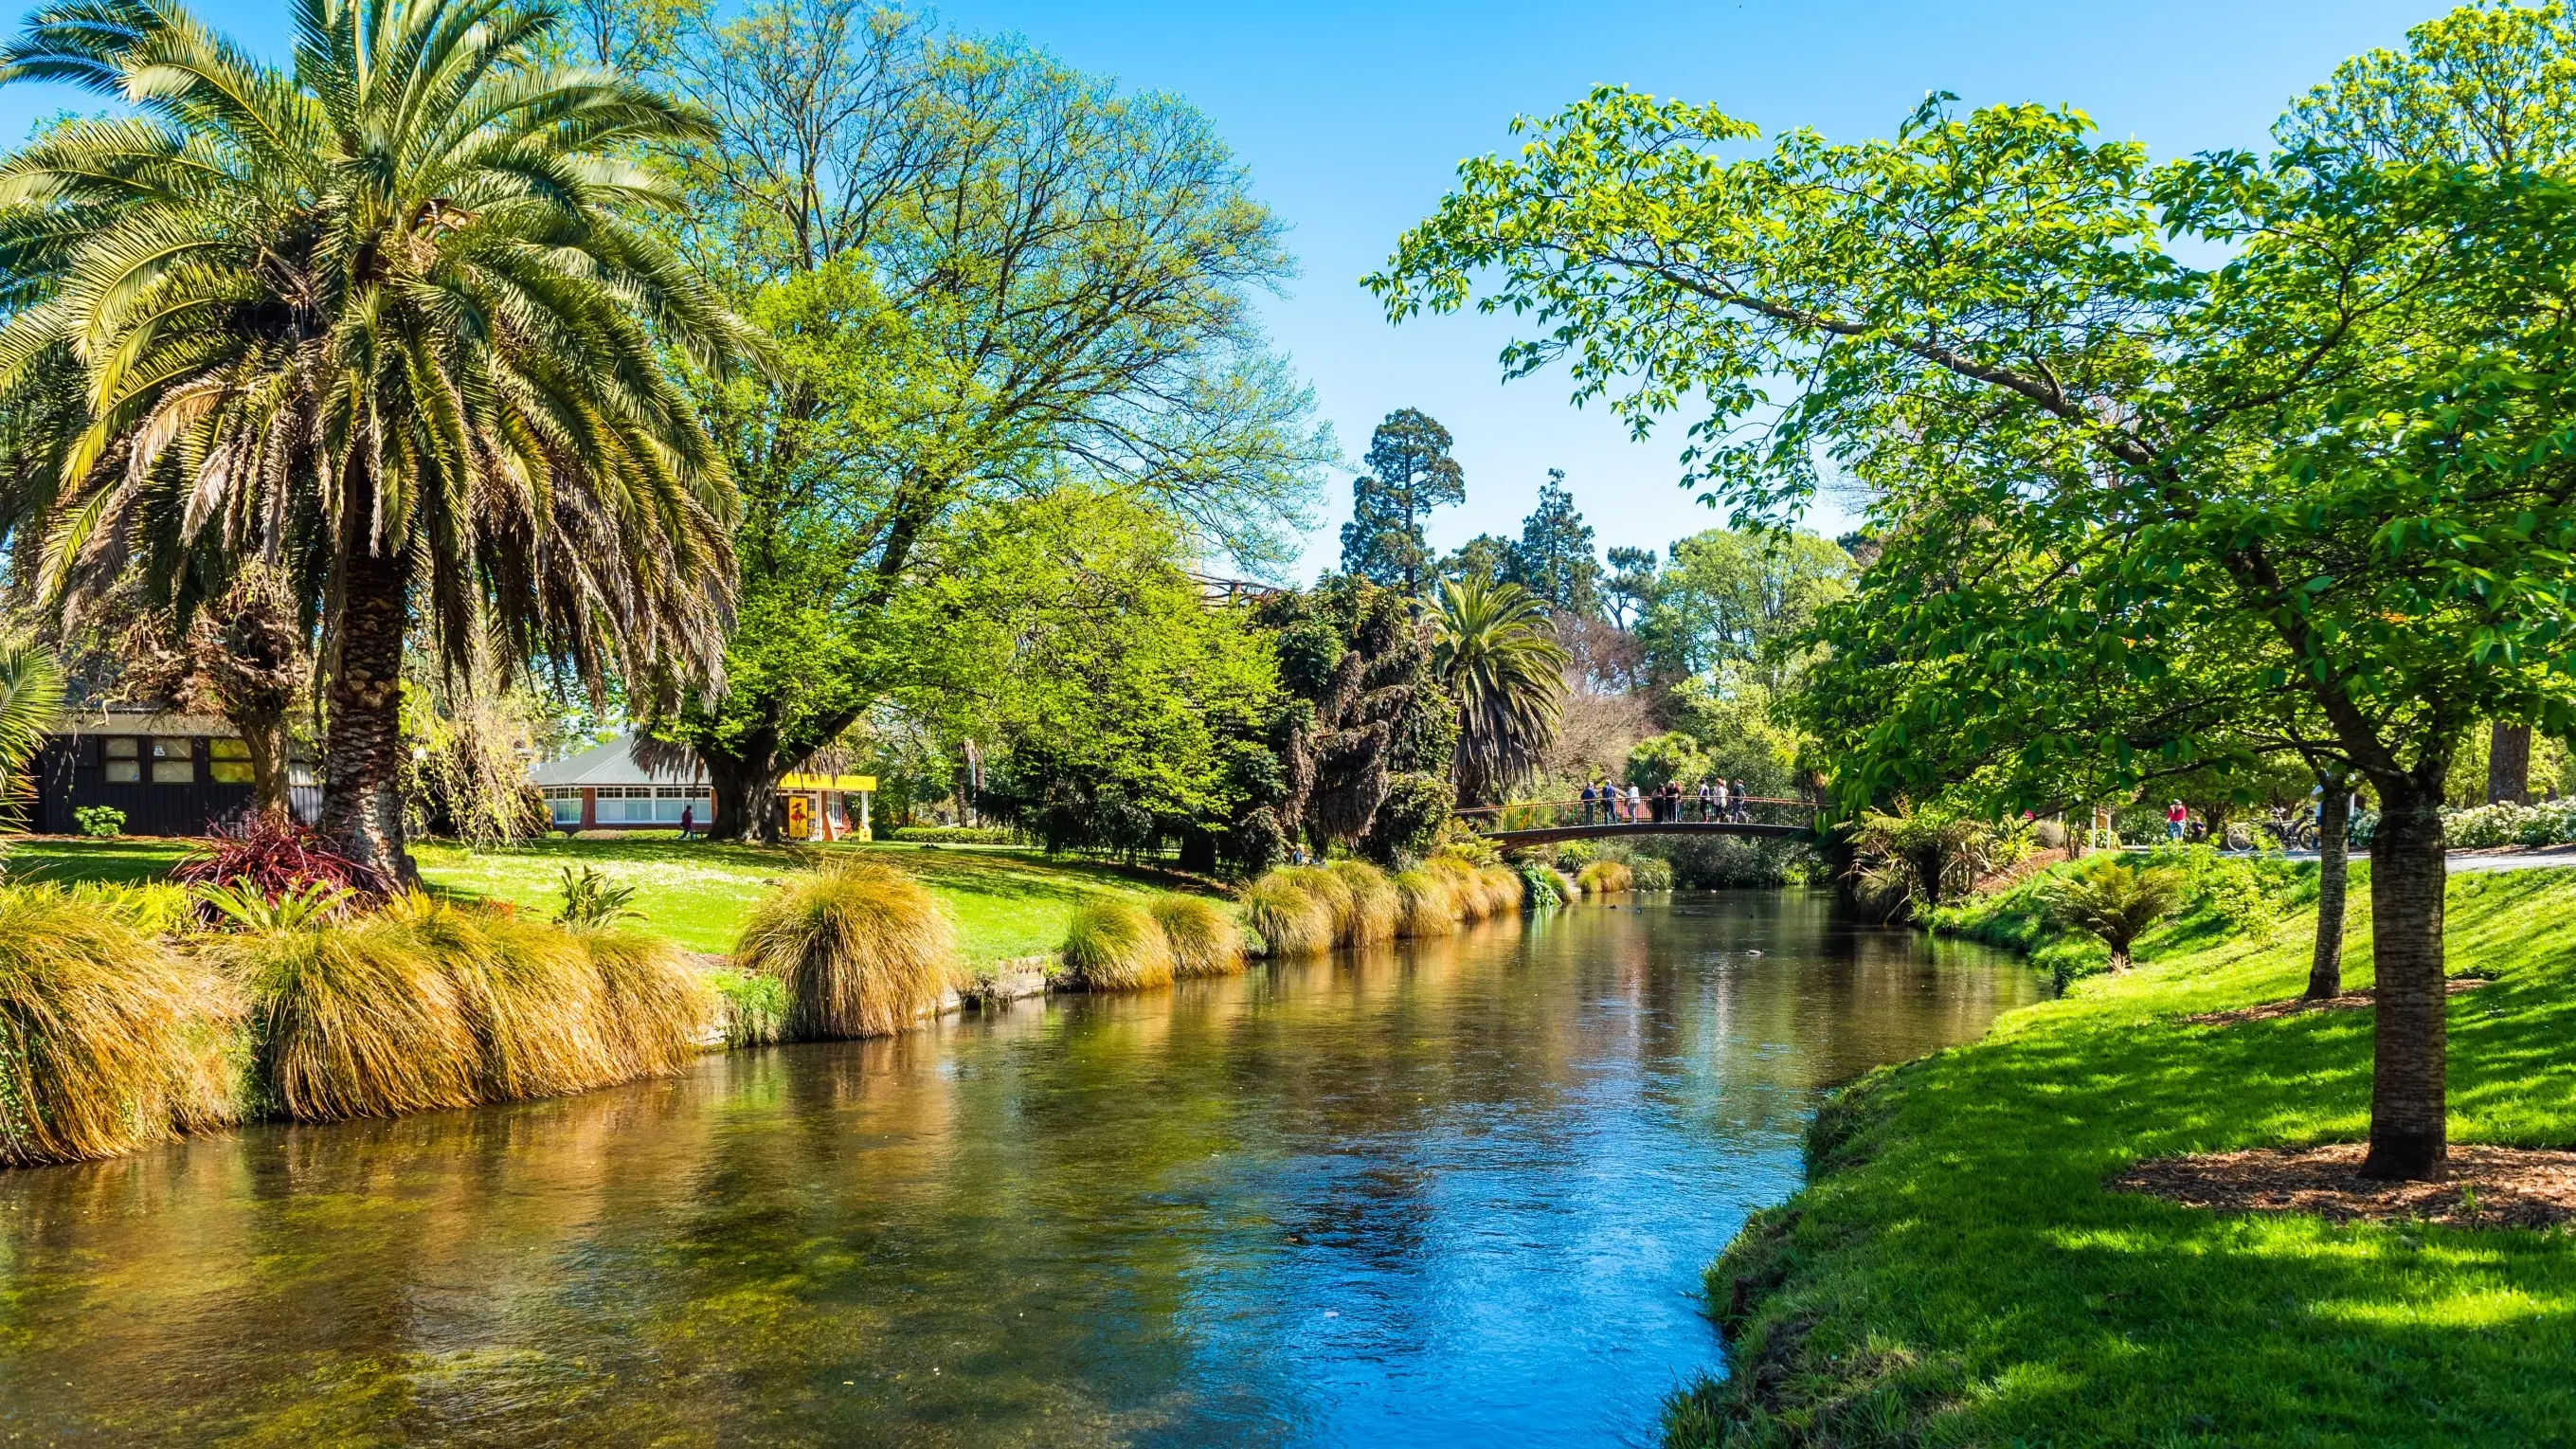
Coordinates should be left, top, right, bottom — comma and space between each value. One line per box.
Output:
2044, 857, 2186, 973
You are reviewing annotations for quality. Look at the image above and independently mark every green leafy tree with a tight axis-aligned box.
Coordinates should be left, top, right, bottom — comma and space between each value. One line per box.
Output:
0, 0, 750, 878
1635, 529, 1851, 689
1370, 19, 2576, 1177
890, 488, 1281, 860
1507, 469, 1600, 616
652, 13, 1329, 838
1432, 576, 1569, 806
1341, 408, 1466, 593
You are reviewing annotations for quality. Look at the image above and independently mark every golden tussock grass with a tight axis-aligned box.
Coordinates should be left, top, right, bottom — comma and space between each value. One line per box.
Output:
1393, 867, 1462, 936
1060, 899, 1177, 990
0, 886, 239, 1167
583, 930, 717, 1075
1475, 863, 1527, 916
1578, 860, 1636, 896
1282, 866, 1356, 939
1426, 855, 1494, 921
230, 912, 486, 1122
1148, 895, 1247, 978
1325, 860, 1399, 945
734, 859, 956, 1040
1244, 872, 1335, 956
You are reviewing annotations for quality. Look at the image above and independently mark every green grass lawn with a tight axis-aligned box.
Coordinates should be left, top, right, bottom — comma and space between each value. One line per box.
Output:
4, 834, 1197, 962
1671, 862, 2576, 1448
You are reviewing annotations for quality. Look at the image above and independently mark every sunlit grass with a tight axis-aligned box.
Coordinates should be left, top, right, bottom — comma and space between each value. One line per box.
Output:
1058, 898, 1174, 991
1667, 866, 2576, 1448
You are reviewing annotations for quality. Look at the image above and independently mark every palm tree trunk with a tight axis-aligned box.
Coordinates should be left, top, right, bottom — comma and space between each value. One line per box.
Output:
2358, 775, 2447, 1181
2305, 780, 2351, 1000
319, 545, 415, 885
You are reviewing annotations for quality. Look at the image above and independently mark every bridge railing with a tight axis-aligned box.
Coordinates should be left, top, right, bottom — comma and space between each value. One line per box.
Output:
1454, 793, 1819, 833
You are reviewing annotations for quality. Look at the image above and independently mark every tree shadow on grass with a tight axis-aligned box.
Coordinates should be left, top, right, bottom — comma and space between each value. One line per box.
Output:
1720, 887, 2576, 1447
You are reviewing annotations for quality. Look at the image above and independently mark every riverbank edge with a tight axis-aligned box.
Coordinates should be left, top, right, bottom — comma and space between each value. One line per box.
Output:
1662, 862, 2576, 1447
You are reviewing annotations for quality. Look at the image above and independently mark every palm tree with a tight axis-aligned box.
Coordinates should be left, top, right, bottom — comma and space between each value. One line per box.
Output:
0, 635, 62, 828
0, 0, 757, 878
1432, 576, 1568, 806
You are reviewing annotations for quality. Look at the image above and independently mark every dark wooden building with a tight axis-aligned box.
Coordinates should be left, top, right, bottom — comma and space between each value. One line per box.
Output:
31, 708, 317, 837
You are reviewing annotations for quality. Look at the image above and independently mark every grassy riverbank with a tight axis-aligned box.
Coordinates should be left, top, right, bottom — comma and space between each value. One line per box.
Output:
1670, 860, 2576, 1447
5, 836, 1188, 960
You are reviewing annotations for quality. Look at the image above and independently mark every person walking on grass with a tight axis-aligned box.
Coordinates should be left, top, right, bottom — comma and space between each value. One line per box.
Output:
2166, 799, 2188, 843
678, 803, 695, 841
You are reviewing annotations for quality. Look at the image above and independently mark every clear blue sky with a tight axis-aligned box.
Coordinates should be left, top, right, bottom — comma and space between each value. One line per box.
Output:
0, 0, 2445, 576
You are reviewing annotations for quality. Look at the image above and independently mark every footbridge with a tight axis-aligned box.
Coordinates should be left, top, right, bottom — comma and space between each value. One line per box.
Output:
1456, 796, 1820, 848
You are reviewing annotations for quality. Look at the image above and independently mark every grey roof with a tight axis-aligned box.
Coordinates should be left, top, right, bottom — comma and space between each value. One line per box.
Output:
529, 734, 705, 788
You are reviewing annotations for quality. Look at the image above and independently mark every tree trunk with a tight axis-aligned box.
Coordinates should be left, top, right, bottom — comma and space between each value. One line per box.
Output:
240, 707, 291, 821
318, 546, 414, 886
2486, 722, 2531, 806
704, 736, 783, 843
2305, 780, 2351, 1000
2358, 778, 2448, 1181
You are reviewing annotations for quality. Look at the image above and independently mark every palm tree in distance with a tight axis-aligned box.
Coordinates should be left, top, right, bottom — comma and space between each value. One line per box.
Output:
1432, 576, 1568, 806
0, 0, 758, 879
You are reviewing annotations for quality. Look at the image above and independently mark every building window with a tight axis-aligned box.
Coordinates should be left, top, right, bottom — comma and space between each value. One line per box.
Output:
151, 737, 194, 785
543, 787, 583, 825
652, 784, 712, 822
208, 737, 254, 785
102, 736, 140, 783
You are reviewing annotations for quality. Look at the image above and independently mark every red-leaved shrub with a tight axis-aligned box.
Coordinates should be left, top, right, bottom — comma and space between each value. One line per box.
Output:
174, 812, 383, 915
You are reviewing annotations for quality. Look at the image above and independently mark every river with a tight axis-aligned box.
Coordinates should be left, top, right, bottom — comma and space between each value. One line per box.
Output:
0, 891, 2036, 1447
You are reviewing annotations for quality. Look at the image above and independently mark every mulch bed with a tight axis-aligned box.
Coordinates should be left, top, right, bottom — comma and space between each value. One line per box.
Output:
2179, 978, 2491, 1026
2116, 1143, 2576, 1229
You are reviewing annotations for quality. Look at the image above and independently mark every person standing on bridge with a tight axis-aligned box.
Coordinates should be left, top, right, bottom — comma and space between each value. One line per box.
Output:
1626, 782, 1643, 822
1712, 777, 1730, 822
1733, 780, 1752, 823
1697, 778, 1715, 822
1579, 779, 1598, 825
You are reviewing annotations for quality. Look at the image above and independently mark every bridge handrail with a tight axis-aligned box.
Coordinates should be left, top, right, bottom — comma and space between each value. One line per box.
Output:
1453, 794, 1815, 818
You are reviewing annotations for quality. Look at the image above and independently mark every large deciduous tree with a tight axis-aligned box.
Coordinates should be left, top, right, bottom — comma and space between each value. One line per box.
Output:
1370, 19, 2576, 1179
1340, 408, 1465, 594
0, 0, 749, 878
650, 4, 1329, 839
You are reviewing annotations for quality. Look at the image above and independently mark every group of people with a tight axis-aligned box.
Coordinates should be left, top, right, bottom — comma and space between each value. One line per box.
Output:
1578, 776, 1755, 825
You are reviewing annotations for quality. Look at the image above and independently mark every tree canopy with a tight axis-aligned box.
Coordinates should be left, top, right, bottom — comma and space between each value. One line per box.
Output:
1341, 408, 1465, 594
1370, 9, 2576, 1178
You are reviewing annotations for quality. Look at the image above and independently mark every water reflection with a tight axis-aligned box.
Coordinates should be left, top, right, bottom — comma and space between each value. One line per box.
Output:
0, 891, 2034, 1447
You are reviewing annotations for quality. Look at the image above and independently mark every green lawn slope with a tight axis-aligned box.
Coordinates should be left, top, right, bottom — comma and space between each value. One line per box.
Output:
1670, 861, 2576, 1448
6, 835, 1194, 961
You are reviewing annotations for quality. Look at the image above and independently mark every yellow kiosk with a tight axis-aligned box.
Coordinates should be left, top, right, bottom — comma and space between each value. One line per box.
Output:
779, 771, 876, 842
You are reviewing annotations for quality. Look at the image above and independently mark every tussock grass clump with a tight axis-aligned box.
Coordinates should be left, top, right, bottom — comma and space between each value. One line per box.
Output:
579, 930, 714, 1075
1061, 899, 1176, 990
1149, 895, 1247, 978
407, 899, 624, 1100
706, 965, 788, 1048
1425, 854, 1485, 921
1282, 865, 1356, 939
735, 860, 956, 1040
231, 913, 485, 1121
1475, 863, 1526, 916
1326, 860, 1399, 945
0, 886, 238, 1167
1578, 860, 1636, 896
1244, 872, 1335, 956
1394, 867, 1462, 936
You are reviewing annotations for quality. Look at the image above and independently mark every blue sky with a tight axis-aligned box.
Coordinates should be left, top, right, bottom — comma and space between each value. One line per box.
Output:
0, 0, 2446, 576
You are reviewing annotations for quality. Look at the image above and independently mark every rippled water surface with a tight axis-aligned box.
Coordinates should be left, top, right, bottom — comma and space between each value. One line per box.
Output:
0, 891, 2037, 1446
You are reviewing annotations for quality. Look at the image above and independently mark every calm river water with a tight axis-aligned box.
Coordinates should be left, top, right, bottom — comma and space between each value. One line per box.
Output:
0, 891, 2035, 1447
